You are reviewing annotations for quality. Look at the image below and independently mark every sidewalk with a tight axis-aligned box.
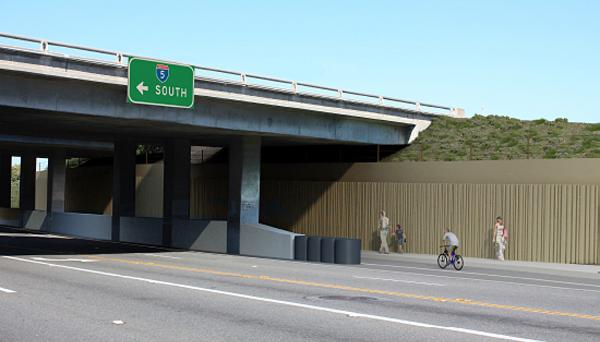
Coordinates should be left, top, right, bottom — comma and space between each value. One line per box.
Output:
362, 250, 600, 277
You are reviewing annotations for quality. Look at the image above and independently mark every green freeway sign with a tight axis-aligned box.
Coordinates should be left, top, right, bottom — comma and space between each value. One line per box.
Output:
127, 57, 194, 108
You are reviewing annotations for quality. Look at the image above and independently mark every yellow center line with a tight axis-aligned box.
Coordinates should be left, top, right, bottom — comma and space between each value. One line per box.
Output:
90, 255, 600, 321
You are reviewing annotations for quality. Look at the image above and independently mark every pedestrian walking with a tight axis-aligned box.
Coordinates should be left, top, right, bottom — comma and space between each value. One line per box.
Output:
493, 216, 508, 261
378, 210, 390, 254
395, 224, 406, 253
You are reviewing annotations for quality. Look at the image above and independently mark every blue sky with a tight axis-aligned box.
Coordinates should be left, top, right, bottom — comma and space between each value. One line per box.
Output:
2, 0, 598, 122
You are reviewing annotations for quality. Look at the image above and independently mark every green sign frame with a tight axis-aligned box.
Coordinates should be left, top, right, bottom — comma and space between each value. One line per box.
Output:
127, 57, 195, 109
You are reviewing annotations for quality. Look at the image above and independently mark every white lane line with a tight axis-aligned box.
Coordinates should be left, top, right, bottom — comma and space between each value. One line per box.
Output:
142, 254, 182, 260
0, 286, 16, 294
361, 267, 600, 294
353, 276, 444, 287
0, 232, 73, 239
2, 256, 541, 342
145, 251, 599, 294
362, 263, 600, 289
31, 257, 97, 263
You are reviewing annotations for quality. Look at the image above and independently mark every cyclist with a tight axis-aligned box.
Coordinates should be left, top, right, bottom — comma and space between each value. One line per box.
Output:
442, 227, 460, 258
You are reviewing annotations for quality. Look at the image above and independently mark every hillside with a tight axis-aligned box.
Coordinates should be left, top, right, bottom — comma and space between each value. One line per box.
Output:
386, 115, 600, 162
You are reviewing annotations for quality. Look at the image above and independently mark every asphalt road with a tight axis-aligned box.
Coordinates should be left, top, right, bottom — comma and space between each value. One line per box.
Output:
1, 227, 599, 342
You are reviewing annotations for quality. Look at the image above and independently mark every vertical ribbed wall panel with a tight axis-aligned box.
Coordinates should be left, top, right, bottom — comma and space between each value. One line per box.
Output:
258, 181, 600, 264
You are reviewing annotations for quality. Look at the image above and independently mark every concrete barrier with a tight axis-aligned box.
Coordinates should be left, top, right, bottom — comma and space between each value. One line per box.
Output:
294, 235, 308, 261
45, 212, 111, 240
240, 223, 301, 260
307, 236, 322, 262
335, 238, 361, 264
120, 216, 163, 246
171, 219, 227, 253
320, 237, 335, 263
0, 207, 23, 227
22, 210, 46, 230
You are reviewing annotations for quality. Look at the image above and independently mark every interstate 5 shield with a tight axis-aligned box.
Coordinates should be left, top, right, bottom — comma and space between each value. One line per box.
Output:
127, 58, 194, 109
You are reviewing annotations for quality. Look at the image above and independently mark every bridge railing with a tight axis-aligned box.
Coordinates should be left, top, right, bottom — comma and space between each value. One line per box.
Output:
0, 32, 458, 116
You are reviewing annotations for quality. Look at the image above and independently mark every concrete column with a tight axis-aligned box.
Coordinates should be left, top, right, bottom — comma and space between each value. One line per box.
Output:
19, 154, 36, 210
111, 142, 136, 241
0, 152, 11, 208
227, 136, 261, 254
46, 149, 66, 214
163, 140, 191, 246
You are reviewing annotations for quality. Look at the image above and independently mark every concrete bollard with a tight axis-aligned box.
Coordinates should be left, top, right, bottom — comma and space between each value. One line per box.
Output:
307, 236, 322, 262
320, 237, 336, 263
294, 235, 308, 261
335, 238, 361, 264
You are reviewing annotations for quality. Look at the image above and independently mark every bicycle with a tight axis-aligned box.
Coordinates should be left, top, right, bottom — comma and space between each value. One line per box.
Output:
437, 245, 464, 270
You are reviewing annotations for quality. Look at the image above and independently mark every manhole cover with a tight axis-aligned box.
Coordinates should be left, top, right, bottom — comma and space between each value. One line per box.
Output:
318, 295, 378, 302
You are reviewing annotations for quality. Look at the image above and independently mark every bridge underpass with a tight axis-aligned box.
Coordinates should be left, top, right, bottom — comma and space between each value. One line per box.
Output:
0, 33, 458, 259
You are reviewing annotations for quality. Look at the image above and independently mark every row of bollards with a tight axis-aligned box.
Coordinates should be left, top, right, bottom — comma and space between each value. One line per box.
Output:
294, 236, 361, 264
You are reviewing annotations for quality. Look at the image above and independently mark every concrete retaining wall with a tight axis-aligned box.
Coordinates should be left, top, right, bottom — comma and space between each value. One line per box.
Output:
171, 220, 227, 253
120, 216, 163, 246
240, 223, 301, 259
0, 207, 22, 227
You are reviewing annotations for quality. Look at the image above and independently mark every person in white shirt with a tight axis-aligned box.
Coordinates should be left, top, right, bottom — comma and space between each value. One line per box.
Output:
493, 216, 508, 261
378, 210, 390, 254
442, 227, 460, 257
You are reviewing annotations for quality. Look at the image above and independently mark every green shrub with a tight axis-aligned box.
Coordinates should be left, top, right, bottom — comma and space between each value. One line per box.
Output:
581, 136, 600, 149
500, 135, 519, 146
587, 149, 600, 158
544, 148, 558, 159
385, 114, 598, 162
547, 130, 560, 137
585, 123, 600, 132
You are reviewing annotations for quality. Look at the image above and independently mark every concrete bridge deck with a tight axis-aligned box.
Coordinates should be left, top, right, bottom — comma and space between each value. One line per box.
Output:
0, 32, 460, 145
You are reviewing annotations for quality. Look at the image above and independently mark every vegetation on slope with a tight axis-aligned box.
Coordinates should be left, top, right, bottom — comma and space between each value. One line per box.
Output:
386, 115, 600, 162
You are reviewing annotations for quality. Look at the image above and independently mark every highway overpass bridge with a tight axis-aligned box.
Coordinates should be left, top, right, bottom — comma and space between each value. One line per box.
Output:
0, 33, 461, 259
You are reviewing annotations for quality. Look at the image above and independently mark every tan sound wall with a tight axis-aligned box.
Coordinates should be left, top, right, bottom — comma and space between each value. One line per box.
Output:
260, 159, 600, 264
260, 181, 600, 264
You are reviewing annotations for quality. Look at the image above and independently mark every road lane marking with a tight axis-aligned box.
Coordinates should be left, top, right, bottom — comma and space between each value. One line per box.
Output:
81, 255, 600, 322
143, 254, 182, 260
31, 257, 97, 263
0, 286, 16, 294
179, 250, 600, 291
1, 256, 541, 342
358, 268, 600, 294
353, 276, 444, 287
0, 232, 73, 239
361, 263, 600, 289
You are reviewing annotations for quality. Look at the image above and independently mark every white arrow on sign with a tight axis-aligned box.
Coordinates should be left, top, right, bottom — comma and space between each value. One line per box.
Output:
136, 81, 149, 95
31, 257, 98, 263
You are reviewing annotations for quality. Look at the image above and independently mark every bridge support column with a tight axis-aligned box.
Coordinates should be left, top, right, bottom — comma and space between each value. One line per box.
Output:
163, 139, 190, 247
19, 153, 36, 211
227, 136, 261, 254
112, 142, 136, 242
46, 149, 66, 215
0, 152, 11, 208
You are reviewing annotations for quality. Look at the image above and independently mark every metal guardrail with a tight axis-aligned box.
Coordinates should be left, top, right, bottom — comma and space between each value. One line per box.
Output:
0, 32, 457, 115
